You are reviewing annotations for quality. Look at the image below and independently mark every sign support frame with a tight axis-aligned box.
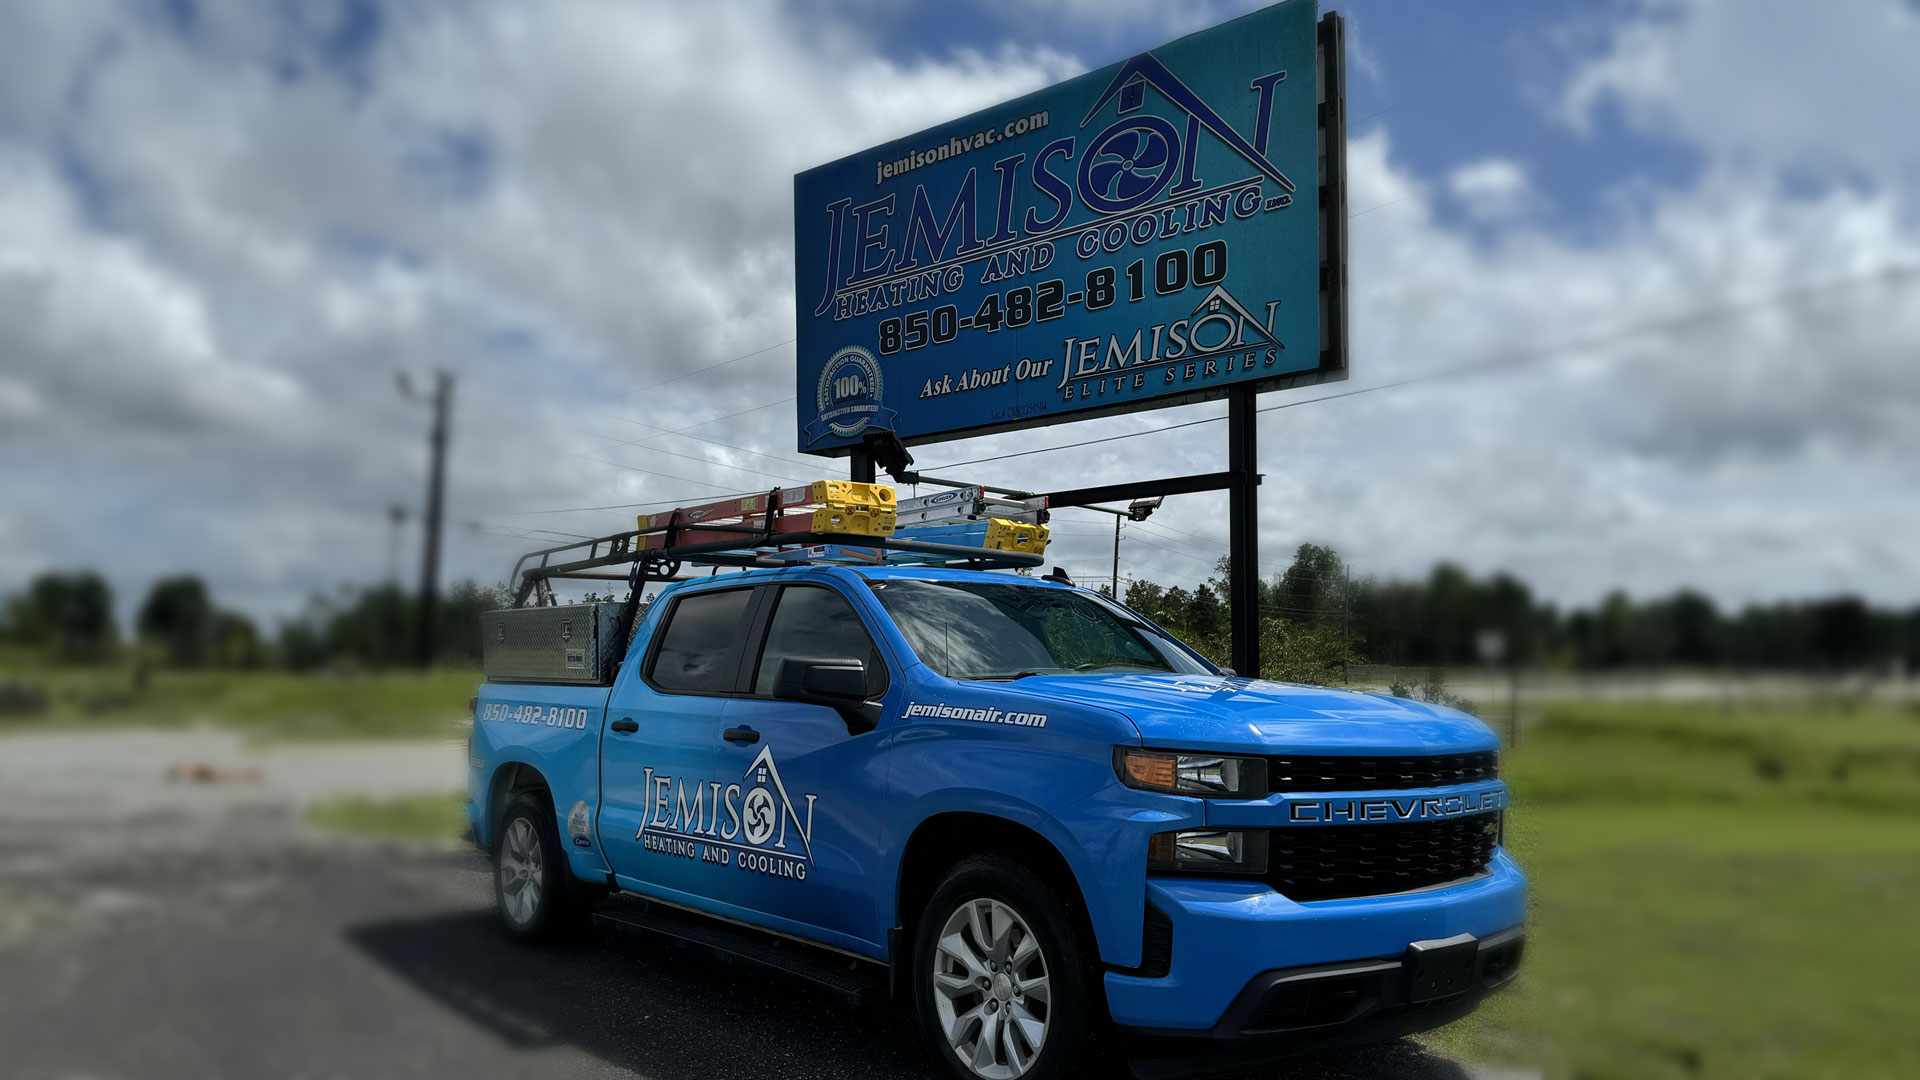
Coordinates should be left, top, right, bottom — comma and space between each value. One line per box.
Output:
843, 8, 1347, 682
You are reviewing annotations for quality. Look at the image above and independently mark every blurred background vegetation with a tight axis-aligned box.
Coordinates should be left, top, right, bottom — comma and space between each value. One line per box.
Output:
3, 548, 1917, 1079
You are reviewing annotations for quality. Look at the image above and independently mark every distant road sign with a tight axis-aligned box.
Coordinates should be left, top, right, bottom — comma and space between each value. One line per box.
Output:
794, 0, 1343, 454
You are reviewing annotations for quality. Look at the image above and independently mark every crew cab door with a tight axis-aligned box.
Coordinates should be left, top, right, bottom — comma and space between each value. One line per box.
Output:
597, 577, 895, 955
597, 583, 761, 901
707, 582, 894, 949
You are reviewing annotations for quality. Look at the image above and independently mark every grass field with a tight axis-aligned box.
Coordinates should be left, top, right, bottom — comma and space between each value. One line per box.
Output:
9, 652, 1917, 1076
307, 791, 469, 841
0, 651, 478, 739
1422, 700, 1920, 1080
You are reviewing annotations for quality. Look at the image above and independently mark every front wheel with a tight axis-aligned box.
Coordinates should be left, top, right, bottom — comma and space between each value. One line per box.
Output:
494, 793, 595, 941
913, 856, 1096, 1080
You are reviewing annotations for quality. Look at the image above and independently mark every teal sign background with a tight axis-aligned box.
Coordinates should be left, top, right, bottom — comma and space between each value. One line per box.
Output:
794, 0, 1335, 453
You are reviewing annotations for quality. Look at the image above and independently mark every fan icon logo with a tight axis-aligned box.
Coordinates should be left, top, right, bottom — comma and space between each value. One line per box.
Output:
741, 787, 778, 846
1078, 116, 1181, 213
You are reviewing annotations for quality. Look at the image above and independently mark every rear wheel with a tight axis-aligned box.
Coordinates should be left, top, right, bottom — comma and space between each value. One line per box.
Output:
914, 856, 1094, 1080
494, 793, 595, 941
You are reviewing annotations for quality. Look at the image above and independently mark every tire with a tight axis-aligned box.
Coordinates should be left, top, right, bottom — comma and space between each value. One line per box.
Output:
494, 793, 597, 942
913, 855, 1097, 1080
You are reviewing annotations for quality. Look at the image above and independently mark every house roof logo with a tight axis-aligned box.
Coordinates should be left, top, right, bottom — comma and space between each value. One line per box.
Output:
1080, 52, 1297, 196
742, 744, 817, 860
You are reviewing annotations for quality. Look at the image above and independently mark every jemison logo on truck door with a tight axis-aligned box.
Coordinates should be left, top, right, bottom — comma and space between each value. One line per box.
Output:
635, 745, 819, 882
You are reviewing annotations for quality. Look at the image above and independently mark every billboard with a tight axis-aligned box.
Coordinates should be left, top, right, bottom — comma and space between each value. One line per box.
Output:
793, 0, 1344, 455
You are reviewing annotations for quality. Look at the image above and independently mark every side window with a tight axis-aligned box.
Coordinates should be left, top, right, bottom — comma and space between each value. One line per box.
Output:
647, 588, 754, 694
753, 586, 888, 698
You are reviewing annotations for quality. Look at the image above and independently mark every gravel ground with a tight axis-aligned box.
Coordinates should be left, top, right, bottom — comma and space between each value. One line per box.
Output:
0, 728, 1534, 1080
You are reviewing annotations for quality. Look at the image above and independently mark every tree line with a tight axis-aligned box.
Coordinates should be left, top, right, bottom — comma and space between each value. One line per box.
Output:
1120, 543, 1920, 677
1, 571, 504, 669
6, 548, 1916, 675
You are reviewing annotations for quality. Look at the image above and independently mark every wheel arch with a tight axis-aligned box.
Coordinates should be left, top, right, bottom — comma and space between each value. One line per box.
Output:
892, 811, 1096, 966
486, 760, 555, 849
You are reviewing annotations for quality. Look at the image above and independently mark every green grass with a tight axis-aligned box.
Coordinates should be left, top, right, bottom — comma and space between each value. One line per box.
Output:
1421, 700, 1920, 1080
307, 791, 469, 842
10, 650, 1918, 1075
0, 650, 479, 740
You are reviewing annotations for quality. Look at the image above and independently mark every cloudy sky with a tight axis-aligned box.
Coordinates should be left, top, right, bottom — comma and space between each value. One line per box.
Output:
3, 0, 1917, 625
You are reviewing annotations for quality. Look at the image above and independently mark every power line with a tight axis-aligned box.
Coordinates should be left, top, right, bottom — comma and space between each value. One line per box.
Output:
580, 397, 803, 464
578, 428, 818, 484
471, 524, 598, 542
496, 402, 816, 522
1346, 192, 1421, 220
1052, 513, 1239, 569
1054, 508, 1344, 579
582, 406, 822, 473
920, 263, 1920, 472
557, 449, 748, 493
486, 495, 711, 518
1128, 520, 1295, 573
494, 266, 1919, 528
617, 338, 795, 399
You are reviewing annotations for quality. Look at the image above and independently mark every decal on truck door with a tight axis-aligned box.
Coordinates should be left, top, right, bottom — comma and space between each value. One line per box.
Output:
635, 745, 819, 883
568, 800, 593, 847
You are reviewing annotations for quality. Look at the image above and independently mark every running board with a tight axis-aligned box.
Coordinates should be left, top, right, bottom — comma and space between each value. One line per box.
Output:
593, 898, 888, 1007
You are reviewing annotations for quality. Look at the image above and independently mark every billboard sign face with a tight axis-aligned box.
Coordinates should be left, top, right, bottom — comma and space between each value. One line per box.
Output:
794, 0, 1340, 453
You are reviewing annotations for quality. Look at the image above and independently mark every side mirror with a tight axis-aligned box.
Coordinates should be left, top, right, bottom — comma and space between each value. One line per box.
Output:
773, 656, 879, 735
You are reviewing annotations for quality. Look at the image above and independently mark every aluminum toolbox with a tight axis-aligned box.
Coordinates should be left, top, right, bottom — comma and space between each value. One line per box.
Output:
481, 603, 625, 685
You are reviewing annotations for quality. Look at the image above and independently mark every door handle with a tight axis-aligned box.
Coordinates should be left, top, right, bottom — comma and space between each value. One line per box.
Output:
722, 726, 760, 745
610, 718, 639, 734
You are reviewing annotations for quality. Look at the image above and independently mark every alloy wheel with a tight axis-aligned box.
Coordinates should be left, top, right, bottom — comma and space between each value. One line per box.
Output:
931, 897, 1051, 1078
498, 817, 544, 927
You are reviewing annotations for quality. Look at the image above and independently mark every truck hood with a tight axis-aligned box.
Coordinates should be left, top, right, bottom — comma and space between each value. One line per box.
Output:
998, 673, 1497, 755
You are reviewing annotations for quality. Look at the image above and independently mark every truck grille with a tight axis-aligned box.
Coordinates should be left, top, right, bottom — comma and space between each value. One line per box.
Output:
1263, 813, 1500, 902
1265, 750, 1498, 793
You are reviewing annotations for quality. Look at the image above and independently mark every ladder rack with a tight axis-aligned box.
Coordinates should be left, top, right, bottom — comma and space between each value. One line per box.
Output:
505, 481, 1047, 608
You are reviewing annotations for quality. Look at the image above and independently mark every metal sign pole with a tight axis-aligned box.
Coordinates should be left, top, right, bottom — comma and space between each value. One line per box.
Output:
1227, 384, 1261, 677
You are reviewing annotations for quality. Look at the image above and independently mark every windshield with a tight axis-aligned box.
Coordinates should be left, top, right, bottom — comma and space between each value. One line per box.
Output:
865, 578, 1214, 680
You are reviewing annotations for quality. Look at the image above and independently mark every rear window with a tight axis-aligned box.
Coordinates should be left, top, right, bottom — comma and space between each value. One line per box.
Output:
647, 588, 753, 693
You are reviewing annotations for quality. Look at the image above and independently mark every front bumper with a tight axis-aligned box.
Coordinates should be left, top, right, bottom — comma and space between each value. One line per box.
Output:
1105, 848, 1526, 1035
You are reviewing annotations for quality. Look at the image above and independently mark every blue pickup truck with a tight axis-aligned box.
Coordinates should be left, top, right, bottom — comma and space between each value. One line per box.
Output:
468, 548, 1523, 1079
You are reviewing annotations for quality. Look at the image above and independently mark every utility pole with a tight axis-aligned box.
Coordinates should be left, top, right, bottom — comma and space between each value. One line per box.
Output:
400, 371, 454, 668
1081, 497, 1161, 599
386, 504, 409, 587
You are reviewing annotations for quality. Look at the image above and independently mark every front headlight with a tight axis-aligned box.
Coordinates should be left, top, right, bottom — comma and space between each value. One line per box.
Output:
1114, 748, 1269, 798
1147, 829, 1269, 874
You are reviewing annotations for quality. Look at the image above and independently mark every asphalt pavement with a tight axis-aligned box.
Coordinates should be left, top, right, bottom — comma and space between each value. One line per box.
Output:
0, 729, 1534, 1080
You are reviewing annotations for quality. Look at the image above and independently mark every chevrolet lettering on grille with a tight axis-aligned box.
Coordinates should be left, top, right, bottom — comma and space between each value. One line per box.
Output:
1286, 785, 1506, 824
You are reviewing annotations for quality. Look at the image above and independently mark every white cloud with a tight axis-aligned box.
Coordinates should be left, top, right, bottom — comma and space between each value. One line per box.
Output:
1446, 158, 1539, 222
0, 0, 1916, 629
928, 126, 1920, 606
0, 0, 1080, 621
0, 147, 303, 449
1560, 0, 1920, 187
